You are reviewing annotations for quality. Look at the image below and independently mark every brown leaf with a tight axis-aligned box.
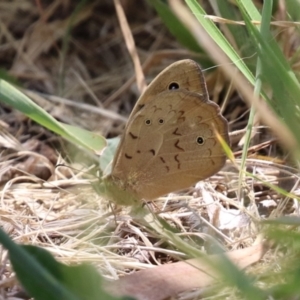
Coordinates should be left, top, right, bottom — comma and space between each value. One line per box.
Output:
103, 242, 267, 300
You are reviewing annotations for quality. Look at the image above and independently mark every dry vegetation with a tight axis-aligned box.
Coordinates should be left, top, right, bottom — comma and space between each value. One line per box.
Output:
0, 1, 299, 299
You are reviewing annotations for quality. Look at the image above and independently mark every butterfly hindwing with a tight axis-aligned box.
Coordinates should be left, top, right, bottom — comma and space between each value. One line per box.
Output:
111, 89, 229, 200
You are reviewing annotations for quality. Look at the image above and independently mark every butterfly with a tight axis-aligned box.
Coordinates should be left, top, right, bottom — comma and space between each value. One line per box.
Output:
99, 59, 229, 205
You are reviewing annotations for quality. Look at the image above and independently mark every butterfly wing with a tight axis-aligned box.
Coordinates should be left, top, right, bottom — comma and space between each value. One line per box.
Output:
111, 89, 229, 200
112, 59, 208, 171
128, 59, 208, 117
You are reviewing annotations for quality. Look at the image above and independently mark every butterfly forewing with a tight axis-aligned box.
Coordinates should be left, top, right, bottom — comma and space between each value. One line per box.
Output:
128, 59, 208, 118
111, 59, 208, 172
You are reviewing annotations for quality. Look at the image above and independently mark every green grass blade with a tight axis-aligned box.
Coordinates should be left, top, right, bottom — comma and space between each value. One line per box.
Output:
0, 80, 106, 154
238, 0, 272, 202
236, 0, 300, 156
0, 228, 123, 300
22, 245, 120, 300
150, 0, 204, 54
0, 228, 79, 300
210, 1, 256, 70
185, 0, 254, 84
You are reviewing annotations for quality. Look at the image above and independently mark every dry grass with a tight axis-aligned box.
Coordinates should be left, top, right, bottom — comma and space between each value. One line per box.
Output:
0, 1, 299, 299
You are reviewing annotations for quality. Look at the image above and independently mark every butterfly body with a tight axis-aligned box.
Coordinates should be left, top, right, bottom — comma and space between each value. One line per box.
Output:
101, 60, 229, 205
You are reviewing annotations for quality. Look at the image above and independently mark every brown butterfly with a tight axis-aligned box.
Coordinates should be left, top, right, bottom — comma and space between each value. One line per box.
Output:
100, 59, 229, 205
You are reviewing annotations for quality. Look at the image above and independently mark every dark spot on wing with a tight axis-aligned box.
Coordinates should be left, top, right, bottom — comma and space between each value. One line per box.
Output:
178, 111, 184, 117
196, 136, 204, 144
149, 149, 156, 156
173, 128, 181, 136
129, 132, 138, 139
178, 110, 185, 122
168, 82, 179, 90
137, 104, 145, 112
174, 154, 181, 169
174, 140, 184, 151
125, 153, 132, 159
160, 156, 166, 163
153, 105, 162, 112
